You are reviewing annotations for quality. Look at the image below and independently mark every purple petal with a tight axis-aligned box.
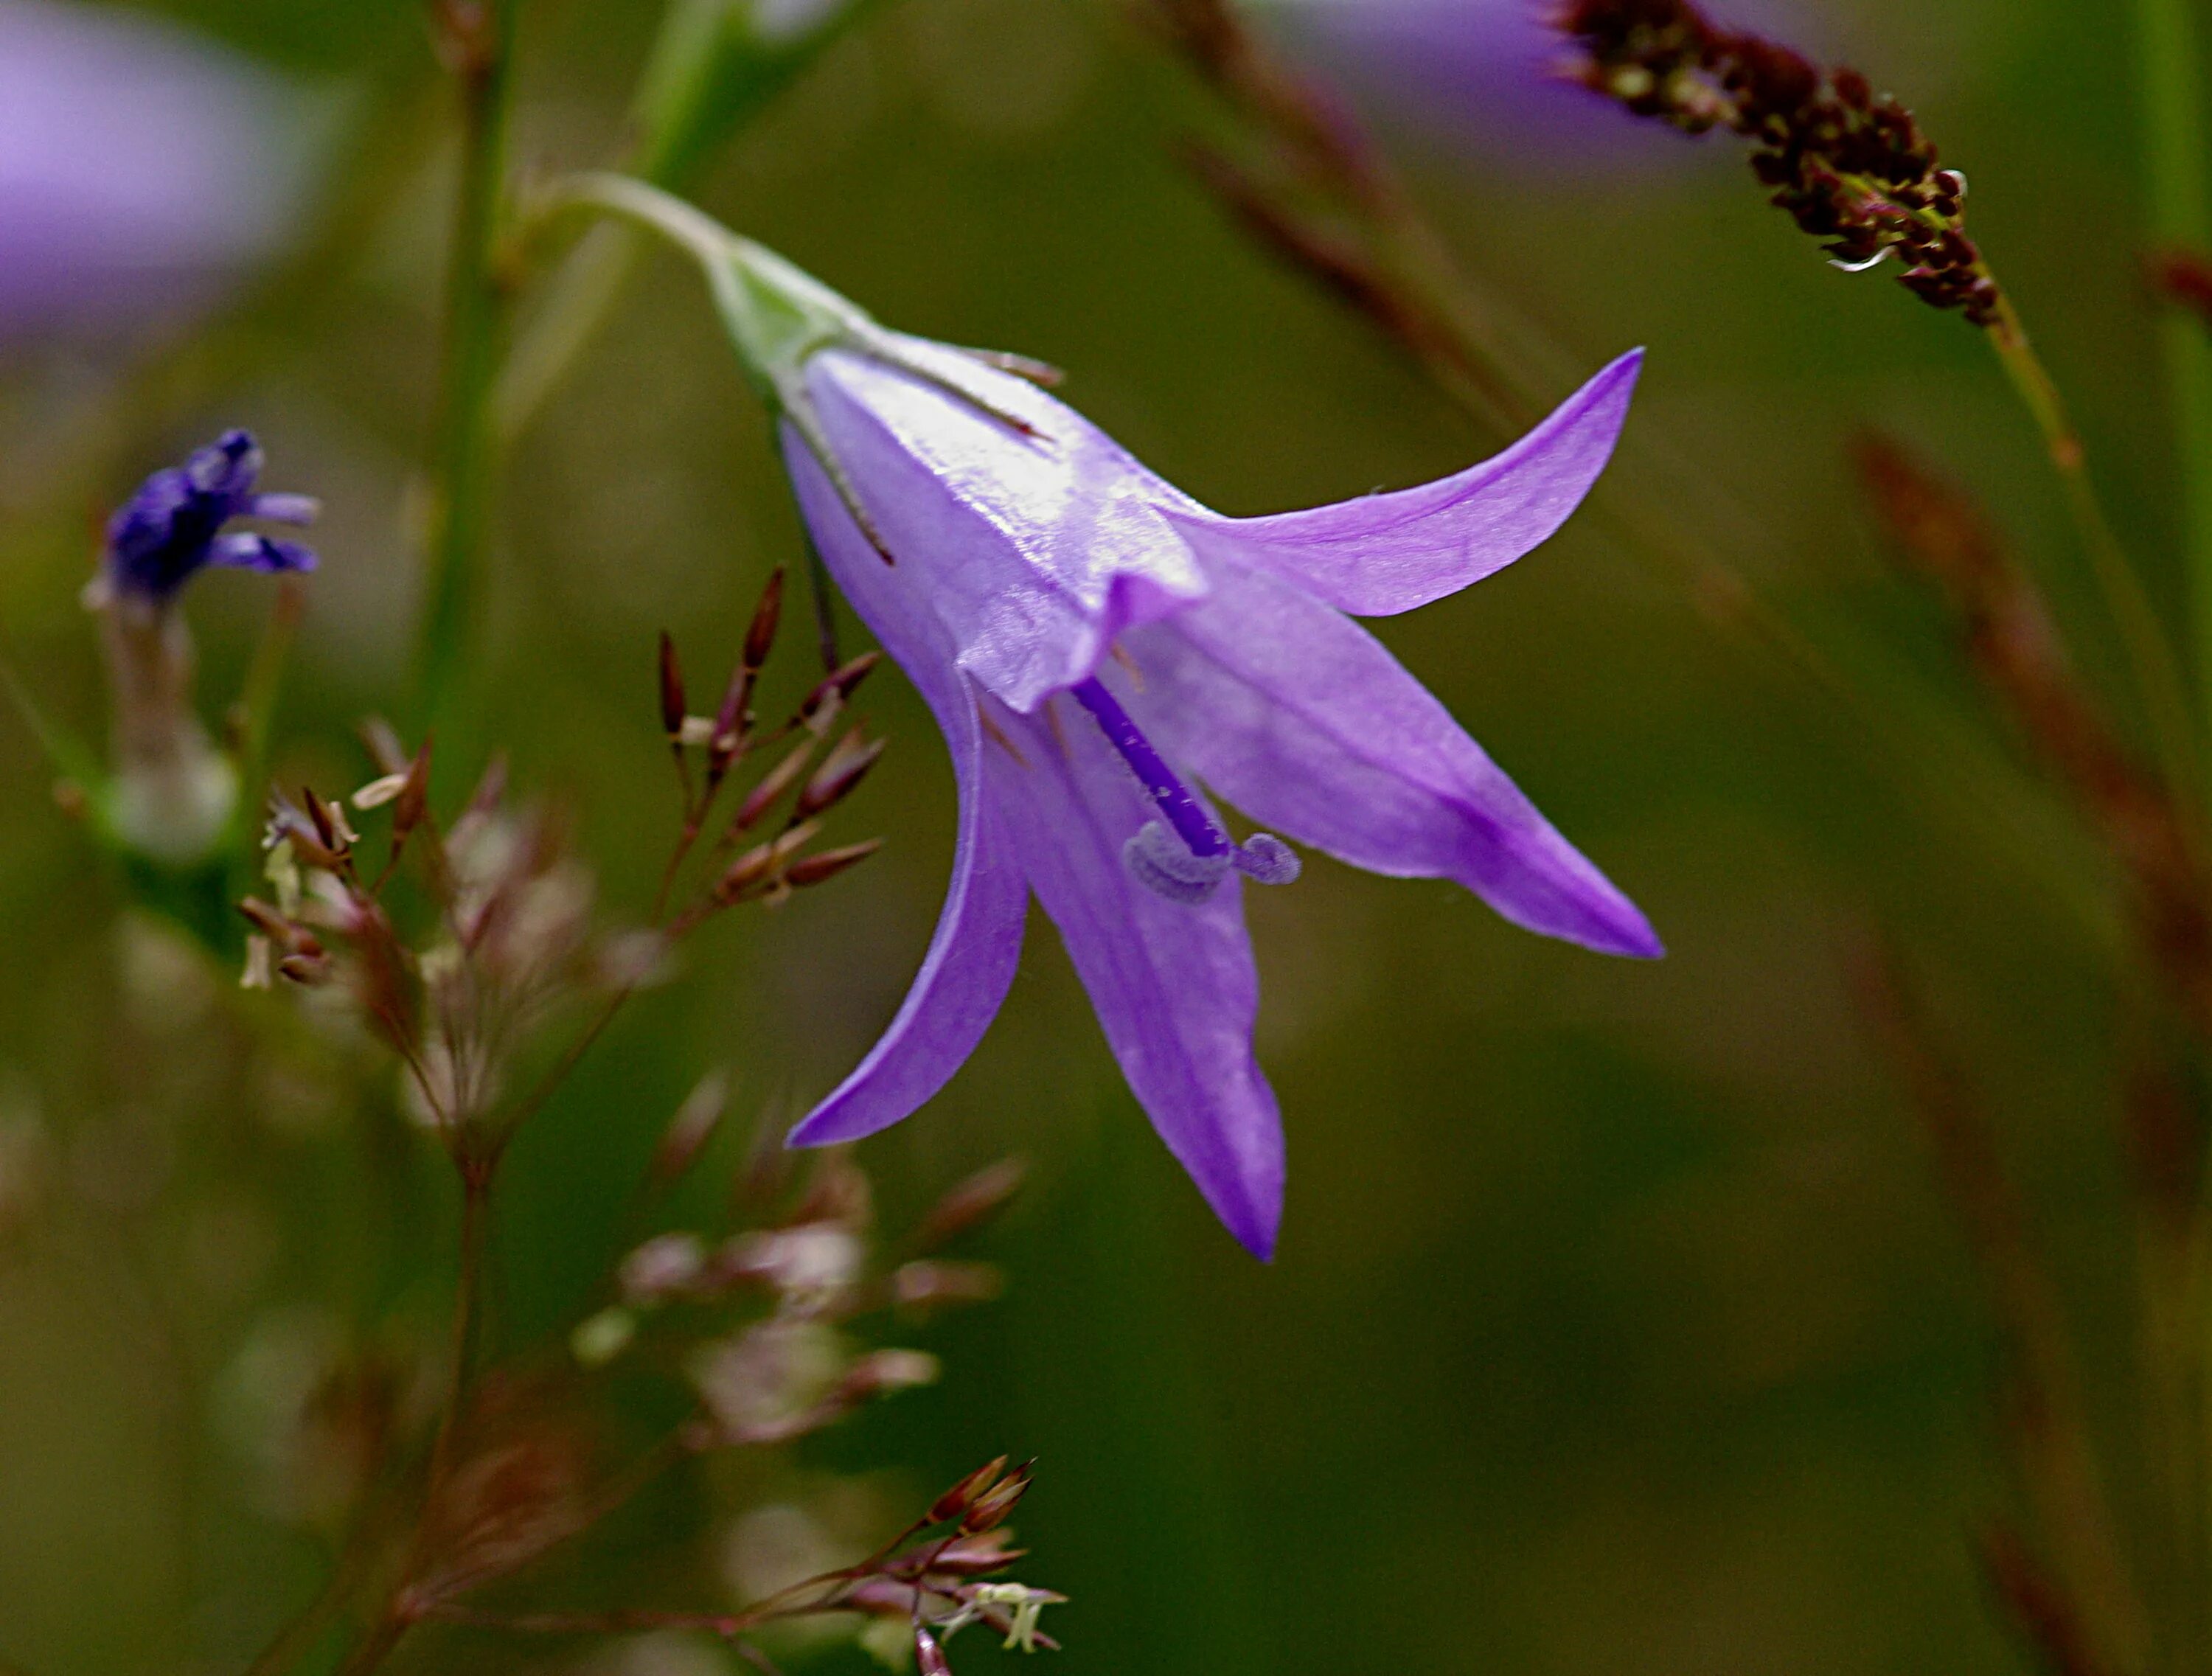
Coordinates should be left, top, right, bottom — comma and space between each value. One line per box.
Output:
782, 430, 1032, 1147
1122, 553, 1661, 958
246, 492, 321, 526
803, 342, 1210, 714
187, 428, 262, 498
208, 532, 315, 574
986, 695, 1285, 1259
1170, 350, 1641, 616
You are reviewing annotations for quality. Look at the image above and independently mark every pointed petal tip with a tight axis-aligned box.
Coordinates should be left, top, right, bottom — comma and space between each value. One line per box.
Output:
1237, 1220, 1280, 1262
782, 1106, 850, 1150
1542, 884, 1663, 960
1582, 345, 1644, 423
1205, 1162, 1282, 1261
1582, 902, 1665, 960
1613, 925, 1667, 960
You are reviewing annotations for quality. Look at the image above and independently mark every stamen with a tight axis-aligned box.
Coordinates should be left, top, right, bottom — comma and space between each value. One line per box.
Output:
1233, 832, 1301, 886
1070, 678, 1301, 904
1124, 822, 1230, 904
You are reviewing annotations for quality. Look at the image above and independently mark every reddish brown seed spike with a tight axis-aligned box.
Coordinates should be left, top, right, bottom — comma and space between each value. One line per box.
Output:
961, 1461, 1034, 1533
731, 738, 818, 833
270, 808, 342, 872
658, 631, 687, 739
795, 729, 886, 820
914, 1158, 1029, 1251
392, 738, 432, 852
785, 839, 883, 888
652, 1069, 729, 1183
745, 568, 785, 672
708, 663, 752, 773
929, 1456, 1010, 1525
714, 840, 780, 903
799, 651, 882, 721
303, 786, 340, 852
237, 897, 293, 941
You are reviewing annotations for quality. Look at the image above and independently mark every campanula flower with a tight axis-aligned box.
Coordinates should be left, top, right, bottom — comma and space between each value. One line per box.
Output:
568, 176, 1657, 1258
0, 0, 310, 337
88, 431, 317, 865
779, 337, 1654, 1259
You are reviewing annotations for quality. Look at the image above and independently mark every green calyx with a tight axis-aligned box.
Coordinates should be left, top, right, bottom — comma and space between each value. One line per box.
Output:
547, 172, 894, 552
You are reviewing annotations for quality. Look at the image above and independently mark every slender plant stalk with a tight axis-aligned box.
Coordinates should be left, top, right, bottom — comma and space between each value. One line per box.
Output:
446, 1169, 495, 1424
1986, 299, 2203, 804
493, 0, 891, 442
2134, 0, 2212, 739
414, 0, 521, 753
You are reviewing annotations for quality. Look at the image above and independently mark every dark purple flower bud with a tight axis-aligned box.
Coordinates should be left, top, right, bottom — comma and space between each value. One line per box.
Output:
100, 430, 318, 606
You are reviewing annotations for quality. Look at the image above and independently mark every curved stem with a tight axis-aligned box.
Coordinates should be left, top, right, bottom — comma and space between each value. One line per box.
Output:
1987, 299, 2202, 802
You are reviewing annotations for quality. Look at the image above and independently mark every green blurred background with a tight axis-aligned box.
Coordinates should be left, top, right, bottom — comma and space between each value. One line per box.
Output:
0, 0, 2173, 1669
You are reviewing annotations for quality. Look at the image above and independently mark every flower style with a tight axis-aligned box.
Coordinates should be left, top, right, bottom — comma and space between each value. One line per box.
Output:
571, 178, 1657, 1258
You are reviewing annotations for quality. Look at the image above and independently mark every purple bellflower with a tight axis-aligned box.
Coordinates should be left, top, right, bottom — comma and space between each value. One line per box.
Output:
88, 431, 317, 865
576, 176, 1657, 1258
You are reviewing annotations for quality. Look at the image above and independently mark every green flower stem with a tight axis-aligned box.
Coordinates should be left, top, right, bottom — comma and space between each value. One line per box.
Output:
493, 0, 891, 444
1986, 299, 2202, 802
413, 0, 520, 756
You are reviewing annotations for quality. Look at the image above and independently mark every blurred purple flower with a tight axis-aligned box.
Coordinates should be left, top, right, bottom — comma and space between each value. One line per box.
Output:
1256, 0, 1795, 164
781, 334, 1657, 1258
86, 430, 316, 866
98, 429, 317, 608
0, 0, 307, 337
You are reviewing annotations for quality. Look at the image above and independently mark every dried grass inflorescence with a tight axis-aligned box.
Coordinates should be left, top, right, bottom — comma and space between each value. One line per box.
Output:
218, 596, 1059, 1666
378, 1147, 1048, 1647
237, 567, 886, 1173
1555, 0, 1997, 324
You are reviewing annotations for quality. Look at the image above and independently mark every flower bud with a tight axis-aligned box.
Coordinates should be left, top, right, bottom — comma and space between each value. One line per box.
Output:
929, 1456, 1009, 1526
